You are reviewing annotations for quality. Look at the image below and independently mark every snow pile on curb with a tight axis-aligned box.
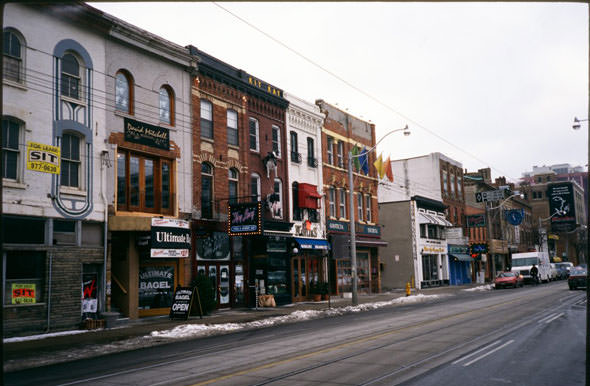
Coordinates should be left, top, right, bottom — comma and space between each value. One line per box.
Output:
462, 284, 493, 292
4, 329, 86, 343
150, 293, 443, 339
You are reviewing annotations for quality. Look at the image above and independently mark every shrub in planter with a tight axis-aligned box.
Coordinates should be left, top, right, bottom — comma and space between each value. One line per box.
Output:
190, 273, 217, 315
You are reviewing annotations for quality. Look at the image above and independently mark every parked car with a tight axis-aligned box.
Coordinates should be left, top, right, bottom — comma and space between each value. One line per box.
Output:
495, 272, 524, 289
555, 263, 571, 279
549, 263, 559, 281
568, 267, 587, 290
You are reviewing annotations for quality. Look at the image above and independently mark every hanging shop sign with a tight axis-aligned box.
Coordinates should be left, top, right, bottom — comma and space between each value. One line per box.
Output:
138, 265, 174, 310
26, 141, 60, 174
505, 209, 524, 226
11, 283, 36, 304
466, 214, 486, 228
470, 243, 488, 254
548, 183, 577, 232
228, 202, 262, 236
151, 218, 191, 258
124, 117, 170, 150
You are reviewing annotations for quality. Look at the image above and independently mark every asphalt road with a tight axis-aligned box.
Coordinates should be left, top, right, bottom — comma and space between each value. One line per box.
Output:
5, 281, 584, 386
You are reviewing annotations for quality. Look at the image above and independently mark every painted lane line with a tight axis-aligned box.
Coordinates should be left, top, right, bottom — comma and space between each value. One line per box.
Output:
463, 340, 514, 367
451, 340, 502, 365
544, 312, 564, 324
537, 313, 558, 324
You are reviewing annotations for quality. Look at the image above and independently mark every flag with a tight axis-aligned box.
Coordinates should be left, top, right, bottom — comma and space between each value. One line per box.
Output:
351, 145, 361, 171
360, 147, 369, 175
374, 153, 386, 179
384, 156, 394, 182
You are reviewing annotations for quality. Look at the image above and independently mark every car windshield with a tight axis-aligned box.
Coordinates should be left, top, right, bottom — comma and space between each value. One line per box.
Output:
497, 272, 515, 278
571, 269, 587, 276
512, 258, 538, 267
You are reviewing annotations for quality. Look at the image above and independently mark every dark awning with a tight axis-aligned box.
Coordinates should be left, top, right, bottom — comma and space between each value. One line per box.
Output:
356, 237, 388, 247
294, 237, 330, 250
298, 183, 321, 209
450, 254, 473, 262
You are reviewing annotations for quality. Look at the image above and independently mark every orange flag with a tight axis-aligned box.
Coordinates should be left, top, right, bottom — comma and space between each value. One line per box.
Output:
385, 156, 394, 182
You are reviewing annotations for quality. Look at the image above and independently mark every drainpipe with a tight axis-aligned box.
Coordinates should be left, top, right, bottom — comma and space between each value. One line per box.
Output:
45, 251, 53, 332
100, 150, 110, 313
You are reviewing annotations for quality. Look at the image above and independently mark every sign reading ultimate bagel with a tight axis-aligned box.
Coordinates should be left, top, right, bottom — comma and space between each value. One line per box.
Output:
151, 218, 191, 258
124, 117, 169, 150
228, 202, 262, 236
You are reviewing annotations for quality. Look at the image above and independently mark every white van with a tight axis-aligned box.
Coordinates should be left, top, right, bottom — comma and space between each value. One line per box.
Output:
511, 252, 551, 283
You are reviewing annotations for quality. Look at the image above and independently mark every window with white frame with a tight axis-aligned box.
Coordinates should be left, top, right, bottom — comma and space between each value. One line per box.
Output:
250, 173, 261, 201
290, 131, 300, 163
442, 170, 448, 195
328, 186, 336, 218
365, 194, 372, 222
249, 118, 259, 151
3, 29, 23, 83
227, 110, 238, 146
61, 53, 81, 100
2, 117, 21, 180
450, 174, 456, 197
272, 178, 283, 218
337, 141, 344, 168
357, 192, 364, 222
201, 163, 214, 219
200, 99, 213, 139
229, 168, 239, 205
339, 188, 347, 219
60, 133, 81, 188
327, 136, 334, 165
159, 86, 174, 126
272, 125, 281, 157
457, 176, 463, 198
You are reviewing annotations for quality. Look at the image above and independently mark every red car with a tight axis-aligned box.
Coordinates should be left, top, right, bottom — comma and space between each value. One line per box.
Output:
494, 272, 524, 289
568, 267, 587, 290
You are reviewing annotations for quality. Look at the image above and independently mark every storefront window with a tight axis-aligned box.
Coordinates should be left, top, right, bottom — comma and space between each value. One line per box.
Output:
138, 265, 174, 310
196, 232, 230, 260
4, 250, 45, 305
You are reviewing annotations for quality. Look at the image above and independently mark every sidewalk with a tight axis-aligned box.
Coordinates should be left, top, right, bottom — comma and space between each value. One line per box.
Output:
3, 283, 488, 372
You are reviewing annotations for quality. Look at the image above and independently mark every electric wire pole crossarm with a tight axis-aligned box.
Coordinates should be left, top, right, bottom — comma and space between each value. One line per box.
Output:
347, 125, 410, 305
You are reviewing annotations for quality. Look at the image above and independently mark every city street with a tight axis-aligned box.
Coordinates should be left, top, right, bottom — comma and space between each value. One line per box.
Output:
5, 281, 584, 386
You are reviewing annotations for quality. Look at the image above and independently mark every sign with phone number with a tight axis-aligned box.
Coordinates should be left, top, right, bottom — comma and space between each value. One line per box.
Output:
27, 141, 60, 174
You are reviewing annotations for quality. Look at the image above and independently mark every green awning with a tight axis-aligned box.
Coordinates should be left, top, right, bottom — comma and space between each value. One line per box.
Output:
450, 254, 473, 262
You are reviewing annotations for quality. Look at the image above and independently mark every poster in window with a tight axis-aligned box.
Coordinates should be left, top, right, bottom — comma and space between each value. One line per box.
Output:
12, 283, 36, 304
139, 266, 174, 309
82, 273, 98, 313
196, 232, 231, 260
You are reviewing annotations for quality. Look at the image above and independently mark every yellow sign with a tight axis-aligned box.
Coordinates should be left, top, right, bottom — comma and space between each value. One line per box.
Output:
548, 234, 560, 240
12, 283, 36, 304
27, 141, 60, 174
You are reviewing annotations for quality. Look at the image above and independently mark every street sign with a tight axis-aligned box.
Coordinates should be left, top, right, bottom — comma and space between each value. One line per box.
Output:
475, 190, 504, 203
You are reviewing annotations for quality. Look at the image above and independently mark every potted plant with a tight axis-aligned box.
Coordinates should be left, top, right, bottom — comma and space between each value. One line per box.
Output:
310, 282, 322, 301
319, 282, 330, 300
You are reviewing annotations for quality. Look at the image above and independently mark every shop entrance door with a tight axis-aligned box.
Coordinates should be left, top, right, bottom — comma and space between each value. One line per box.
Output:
196, 263, 232, 308
291, 255, 321, 302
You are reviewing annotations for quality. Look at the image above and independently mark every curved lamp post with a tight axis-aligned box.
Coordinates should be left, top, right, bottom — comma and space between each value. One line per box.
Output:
348, 125, 410, 305
572, 116, 589, 386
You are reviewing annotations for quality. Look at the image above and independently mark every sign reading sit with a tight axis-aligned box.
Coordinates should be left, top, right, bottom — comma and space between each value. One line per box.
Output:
27, 141, 60, 174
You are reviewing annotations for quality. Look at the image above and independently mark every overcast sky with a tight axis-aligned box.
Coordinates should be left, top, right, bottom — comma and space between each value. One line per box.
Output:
90, 2, 588, 183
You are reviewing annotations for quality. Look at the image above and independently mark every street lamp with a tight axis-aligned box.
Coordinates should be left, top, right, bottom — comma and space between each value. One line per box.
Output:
348, 125, 410, 305
572, 116, 590, 386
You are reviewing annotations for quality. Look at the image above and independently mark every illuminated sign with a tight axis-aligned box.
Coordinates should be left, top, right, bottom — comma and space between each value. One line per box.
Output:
27, 142, 60, 174
228, 202, 262, 236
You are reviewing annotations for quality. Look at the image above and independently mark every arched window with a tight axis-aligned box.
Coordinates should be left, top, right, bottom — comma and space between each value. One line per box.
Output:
159, 86, 174, 126
2, 116, 21, 180
229, 168, 239, 205
250, 173, 261, 202
3, 29, 23, 83
61, 133, 81, 187
115, 70, 133, 114
61, 53, 80, 99
201, 162, 213, 218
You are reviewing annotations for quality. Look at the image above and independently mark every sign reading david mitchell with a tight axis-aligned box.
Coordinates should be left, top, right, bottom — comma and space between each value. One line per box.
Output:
151, 218, 191, 258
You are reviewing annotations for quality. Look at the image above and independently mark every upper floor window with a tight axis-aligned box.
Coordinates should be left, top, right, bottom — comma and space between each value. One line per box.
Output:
328, 186, 336, 218
116, 150, 173, 215
200, 99, 213, 139
337, 141, 344, 168
290, 131, 301, 163
271, 178, 283, 219
365, 194, 372, 223
326, 136, 334, 165
357, 192, 364, 222
61, 133, 81, 188
272, 125, 281, 157
115, 70, 133, 114
227, 110, 238, 146
450, 174, 456, 197
339, 188, 347, 219
292, 182, 302, 221
61, 53, 80, 100
3, 29, 23, 83
442, 170, 448, 195
2, 117, 21, 180
307, 137, 317, 167
229, 168, 239, 205
249, 118, 259, 152
251, 173, 261, 202
457, 176, 463, 198
201, 163, 214, 218
159, 86, 174, 126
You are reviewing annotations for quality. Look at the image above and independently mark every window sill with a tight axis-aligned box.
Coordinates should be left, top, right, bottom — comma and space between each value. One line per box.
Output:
159, 121, 175, 129
114, 110, 134, 119
3, 79, 27, 91
61, 95, 86, 106
4, 302, 45, 309
60, 186, 87, 197
201, 136, 215, 144
228, 144, 240, 150
3, 179, 26, 189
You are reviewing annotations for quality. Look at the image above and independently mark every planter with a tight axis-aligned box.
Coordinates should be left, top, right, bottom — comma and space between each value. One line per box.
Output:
312, 294, 322, 302
322, 294, 330, 301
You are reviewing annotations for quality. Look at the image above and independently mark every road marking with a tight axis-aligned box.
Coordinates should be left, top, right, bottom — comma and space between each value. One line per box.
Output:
537, 313, 558, 323
462, 340, 514, 367
543, 312, 564, 324
451, 340, 502, 365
